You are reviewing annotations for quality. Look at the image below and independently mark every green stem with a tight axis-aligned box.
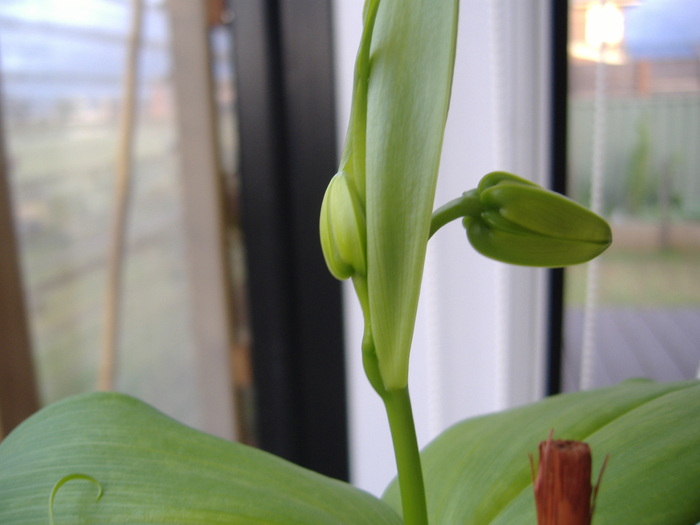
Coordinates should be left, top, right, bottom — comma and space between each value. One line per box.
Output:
352, 277, 386, 396
341, 0, 380, 196
383, 387, 429, 525
429, 189, 482, 238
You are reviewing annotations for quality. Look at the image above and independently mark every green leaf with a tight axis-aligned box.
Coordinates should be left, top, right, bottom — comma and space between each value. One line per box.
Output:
365, 0, 459, 390
383, 379, 700, 524
0, 392, 402, 525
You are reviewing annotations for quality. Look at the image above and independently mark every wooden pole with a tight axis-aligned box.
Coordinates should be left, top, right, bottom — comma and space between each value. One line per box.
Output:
0, 65, 40, 435
98, 0, 144, 391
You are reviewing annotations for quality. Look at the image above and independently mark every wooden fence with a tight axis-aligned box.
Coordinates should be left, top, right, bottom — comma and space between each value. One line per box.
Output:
569, 95, 700, 220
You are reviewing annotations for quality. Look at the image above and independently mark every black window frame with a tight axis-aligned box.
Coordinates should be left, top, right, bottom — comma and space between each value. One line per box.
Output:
546, 0, 570, 396
230, 0, 348, 480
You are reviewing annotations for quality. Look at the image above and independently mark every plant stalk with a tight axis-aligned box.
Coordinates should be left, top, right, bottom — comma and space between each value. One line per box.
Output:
383, 387, 429, 525
532, 434, 602, 525
429, 190, 481, 238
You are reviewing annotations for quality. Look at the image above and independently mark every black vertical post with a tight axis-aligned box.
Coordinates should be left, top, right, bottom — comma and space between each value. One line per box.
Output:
276, 0, 348, 479
546, 0, 569, 396
231, 0, 348, 480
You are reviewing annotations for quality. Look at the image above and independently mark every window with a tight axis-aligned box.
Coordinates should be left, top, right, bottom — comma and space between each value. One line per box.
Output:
563, 0, 700, 390
0, 0, 237, 436
1, 0, 348, 480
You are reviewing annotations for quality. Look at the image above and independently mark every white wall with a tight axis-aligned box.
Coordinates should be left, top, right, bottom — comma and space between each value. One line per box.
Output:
332, 0, 551, 496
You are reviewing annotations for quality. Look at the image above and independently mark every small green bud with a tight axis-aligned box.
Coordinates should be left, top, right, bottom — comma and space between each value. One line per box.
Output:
319, 171, 367, 280
463, 172, 612, 267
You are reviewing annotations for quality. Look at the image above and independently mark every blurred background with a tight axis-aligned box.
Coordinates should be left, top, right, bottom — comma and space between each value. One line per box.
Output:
564, 0, 700, 391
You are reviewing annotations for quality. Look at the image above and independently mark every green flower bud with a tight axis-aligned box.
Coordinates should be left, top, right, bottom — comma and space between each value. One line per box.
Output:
319, 171, 367, 280
463, 172, 612, 267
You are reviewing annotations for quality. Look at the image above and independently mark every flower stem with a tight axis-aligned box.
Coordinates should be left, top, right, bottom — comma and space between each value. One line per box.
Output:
429, 190, 481, 238
383, 387, 429, 525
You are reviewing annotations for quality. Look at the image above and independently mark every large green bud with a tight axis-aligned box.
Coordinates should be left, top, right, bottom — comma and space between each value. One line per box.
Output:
319, 0, 460, 392
462, 172, 612, 267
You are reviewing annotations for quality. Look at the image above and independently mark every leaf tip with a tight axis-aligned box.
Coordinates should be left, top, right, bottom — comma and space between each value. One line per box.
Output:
49, 473, 103, 525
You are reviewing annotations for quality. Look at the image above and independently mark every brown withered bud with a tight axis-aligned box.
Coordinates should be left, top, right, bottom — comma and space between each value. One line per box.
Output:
530, 432, 608, 525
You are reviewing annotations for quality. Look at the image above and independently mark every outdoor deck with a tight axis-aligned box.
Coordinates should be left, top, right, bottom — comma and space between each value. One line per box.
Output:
562, 307, 700, 391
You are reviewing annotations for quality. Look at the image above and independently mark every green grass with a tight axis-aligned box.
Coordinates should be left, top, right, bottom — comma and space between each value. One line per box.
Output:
565, 248, 700, 307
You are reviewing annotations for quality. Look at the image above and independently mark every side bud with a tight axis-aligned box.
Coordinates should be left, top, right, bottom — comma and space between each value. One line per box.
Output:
463, 172, 612, 267
320, 171, 367, 280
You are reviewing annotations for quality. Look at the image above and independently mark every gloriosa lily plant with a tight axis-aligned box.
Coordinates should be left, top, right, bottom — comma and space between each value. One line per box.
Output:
1, 1, 698, 524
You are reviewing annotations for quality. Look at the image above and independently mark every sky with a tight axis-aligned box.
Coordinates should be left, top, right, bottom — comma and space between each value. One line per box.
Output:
625, 0, 700, 59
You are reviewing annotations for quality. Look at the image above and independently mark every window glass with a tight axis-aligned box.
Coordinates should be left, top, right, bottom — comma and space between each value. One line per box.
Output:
564, 0, 700, 390
0, 0, 205, 428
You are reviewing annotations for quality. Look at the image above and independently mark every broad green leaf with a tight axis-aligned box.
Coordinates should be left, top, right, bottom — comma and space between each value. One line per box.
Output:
365, 0, 459, 390
383, 379, 700, 524
0, 392, 402, 525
